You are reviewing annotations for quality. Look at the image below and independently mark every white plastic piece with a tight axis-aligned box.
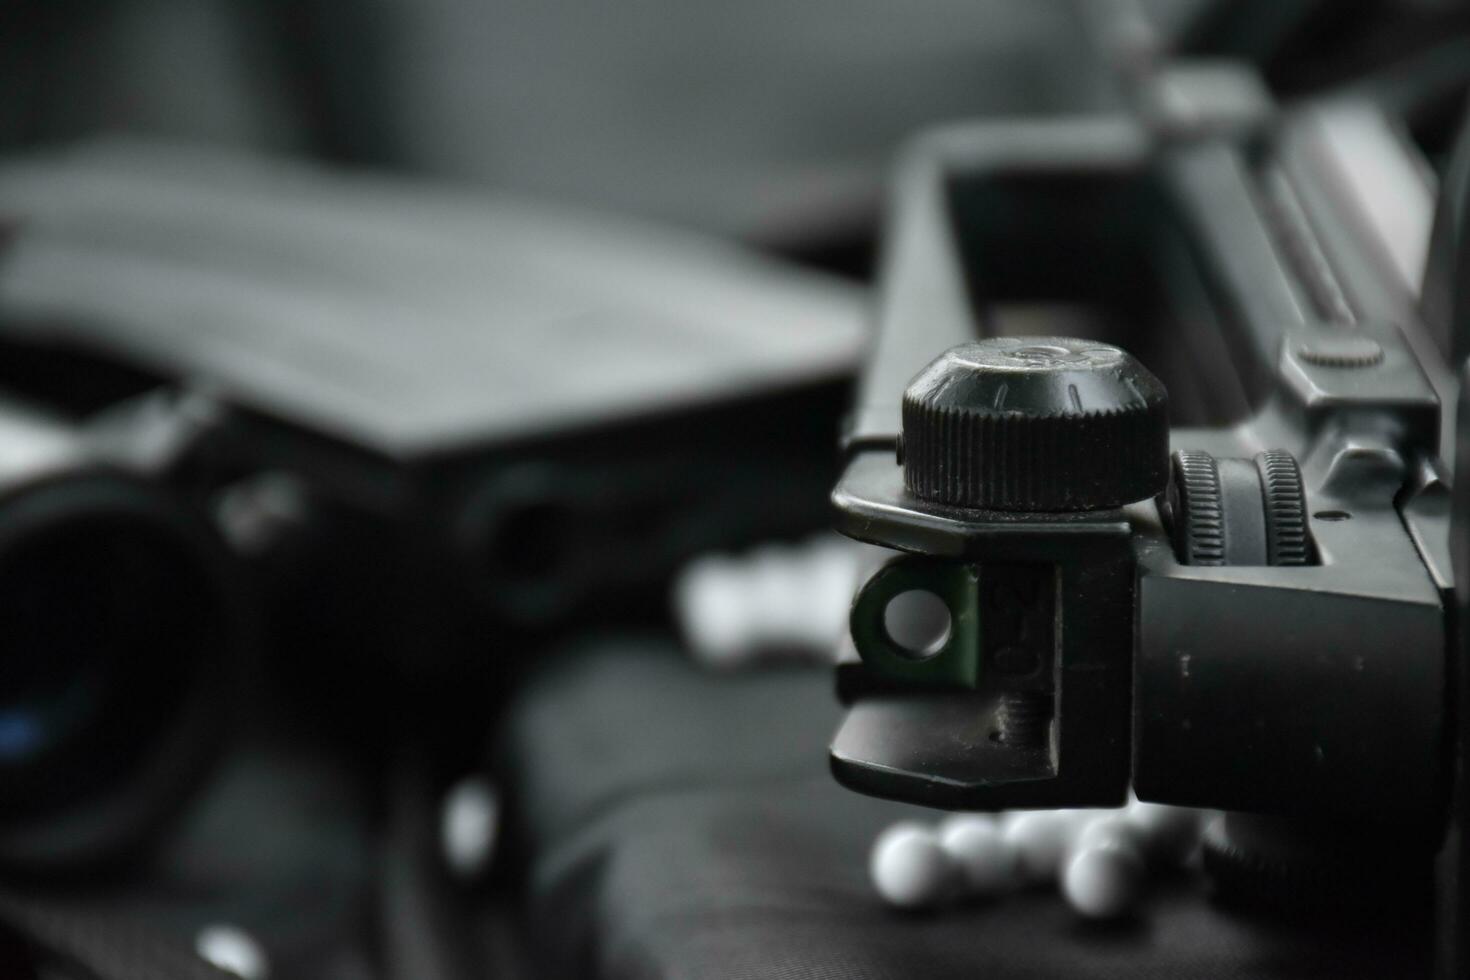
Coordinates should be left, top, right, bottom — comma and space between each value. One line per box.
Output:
938, 814, 1020, 897
674, 555, 752, 667
674, 536, 861, 668
1073, 812, 1149, 861
1062, 840, 1146, 919
1125, 798, 1202, 867
441, 775, 501, 880
1001, 810, 1079, 885
938, 811, 997, 838
801, 538, 866, 649
745, 543, 813, 647
870, 821, 959, 909
196, 924, 270, 980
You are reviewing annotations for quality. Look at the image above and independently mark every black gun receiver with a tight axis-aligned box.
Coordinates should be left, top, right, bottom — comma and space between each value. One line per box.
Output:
830, 59, 1470, 969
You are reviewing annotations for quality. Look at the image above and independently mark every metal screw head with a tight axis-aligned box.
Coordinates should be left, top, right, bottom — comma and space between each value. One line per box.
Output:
1295, 335, 1384, 368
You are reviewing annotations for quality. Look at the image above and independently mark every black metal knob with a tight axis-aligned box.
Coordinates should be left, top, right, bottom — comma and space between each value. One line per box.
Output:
1167, 448, 1312, 566
1201, 812, 1430, 914
901, 338, 1169, 512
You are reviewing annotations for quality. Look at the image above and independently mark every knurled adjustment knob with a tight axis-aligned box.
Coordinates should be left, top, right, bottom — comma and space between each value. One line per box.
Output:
901, 338, 1169, 512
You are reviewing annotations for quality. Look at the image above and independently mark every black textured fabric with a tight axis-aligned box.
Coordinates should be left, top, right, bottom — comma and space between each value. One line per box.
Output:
0, 893, 230, 980
501, 640, 849, 855
503, 638, 1431, 980
0, 742, 377, 980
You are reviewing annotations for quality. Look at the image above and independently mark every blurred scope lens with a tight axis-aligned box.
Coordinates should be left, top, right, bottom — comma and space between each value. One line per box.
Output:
0, 474, 239, 869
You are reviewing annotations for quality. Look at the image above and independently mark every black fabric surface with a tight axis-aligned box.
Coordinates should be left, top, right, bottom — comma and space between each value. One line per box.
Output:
2, 741, 378, 980
501, 641, 847, 855
502, 638, 1432, 980
0, 892, 232, 980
